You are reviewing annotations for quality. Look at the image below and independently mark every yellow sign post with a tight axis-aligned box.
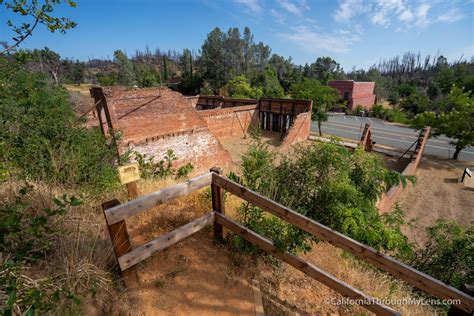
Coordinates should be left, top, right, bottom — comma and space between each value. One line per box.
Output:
118, 163, 140, 199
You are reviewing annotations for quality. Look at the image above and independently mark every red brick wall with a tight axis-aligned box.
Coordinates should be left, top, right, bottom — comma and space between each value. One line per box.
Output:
328, 81, 354, 99
282, 112, 312, 146
90, 87, 232, 172
129, 129, 232, 173
328, 80, 376, 110
195, 95, 257, 110
352, 82, 375, 98
351, 95, 376, 110
198, 105, 259, 138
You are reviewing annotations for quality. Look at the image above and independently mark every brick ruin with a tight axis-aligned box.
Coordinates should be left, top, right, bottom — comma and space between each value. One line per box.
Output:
328, 80, 376, 111
90, 87, 312, 172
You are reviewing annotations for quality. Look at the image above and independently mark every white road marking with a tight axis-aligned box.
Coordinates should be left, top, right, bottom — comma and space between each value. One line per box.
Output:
321, 126, 474, 155
354, 116, 359, 122
343, 116, 346, 120
368, 118, 374, 124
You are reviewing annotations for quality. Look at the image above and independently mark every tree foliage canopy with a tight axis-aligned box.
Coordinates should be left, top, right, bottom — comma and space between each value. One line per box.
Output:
1, 0, 77, 54
412, 86, 474, 159
290, 78, 340, 135
0, 54, 119, 192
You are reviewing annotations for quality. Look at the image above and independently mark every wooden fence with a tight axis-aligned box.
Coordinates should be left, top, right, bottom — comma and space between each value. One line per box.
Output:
102, 168, 474, 315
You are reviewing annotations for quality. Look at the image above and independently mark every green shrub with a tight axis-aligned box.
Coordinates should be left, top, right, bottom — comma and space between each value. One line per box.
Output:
229, 138, 413, 255
1, 261, 81, 315
132, 149, 194, 180
385, 108, 410, 124
0, 187, 82, 262
176, 163, 194, 179
410, 220, 473, 289
368, 104, 410, 124
0, 56, 119, 193
0, 188, 83, 315
371, 104, 385, 118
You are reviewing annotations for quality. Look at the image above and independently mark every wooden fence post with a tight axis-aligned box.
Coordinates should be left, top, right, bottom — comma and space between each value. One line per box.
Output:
210, 167, 225, 241
126, 181, 139, 199
102, 199, 132, 266
102, 199, 139, 286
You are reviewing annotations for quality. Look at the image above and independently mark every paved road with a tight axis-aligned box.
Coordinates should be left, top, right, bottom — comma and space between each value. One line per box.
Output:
311, 114, 474, 161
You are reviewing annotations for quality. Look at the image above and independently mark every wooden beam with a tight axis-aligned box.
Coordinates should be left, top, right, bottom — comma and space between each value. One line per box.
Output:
118, 212, 215, 271
214, 213, 400, 316
104, 172, 212, 225
102, 199, 132, 259
211, 173, 474, 313
210, 167, 225, 241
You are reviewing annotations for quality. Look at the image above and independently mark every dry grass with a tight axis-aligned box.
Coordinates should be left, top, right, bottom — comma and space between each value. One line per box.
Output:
0, 172, 443, 315
220, 194, 438, 315
0, 179, 124, 314
63, 84, 94, 97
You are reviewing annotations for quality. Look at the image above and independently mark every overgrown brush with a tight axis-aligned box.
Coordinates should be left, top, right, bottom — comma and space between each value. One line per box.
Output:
126, 149, 194, 180
229, 137, 413, 255
410, 220, 473, 289
0, 184, 116, 315
0, 54, 119, 194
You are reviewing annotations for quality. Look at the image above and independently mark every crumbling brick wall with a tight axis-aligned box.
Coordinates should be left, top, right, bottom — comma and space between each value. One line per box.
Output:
90, 87, 232, 172
198, 105, 259, 138
194, 95, 257, 110
376, 127, 431, 212
281, 111, 312, 146
259, 98, 312, 145
193, 96, 312, 144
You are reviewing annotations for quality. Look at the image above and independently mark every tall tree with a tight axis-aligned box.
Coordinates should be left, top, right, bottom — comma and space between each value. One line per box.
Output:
162, 55, 169, 81
291, 79, 339, 136
114, 50, 137, 86
252, 42, 271, 73
308, 57, 344, 84
30, 47, 61, 85
412, 86, 474, 160
178, 48, 201, 94
242, 26, 254, 76
262, 65, 284, 98
269, 54, 302, 93
224, 27, 244, 77
200, 27, 226, 94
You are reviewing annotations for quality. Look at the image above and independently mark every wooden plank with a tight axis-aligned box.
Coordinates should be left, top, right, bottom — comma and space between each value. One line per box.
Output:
105, 172, 212, 225
214, 213, 400, 316
118, 212, 215, 271
210, 168, 225, 240
102, 199, 132, 259
212, 173, 474, 313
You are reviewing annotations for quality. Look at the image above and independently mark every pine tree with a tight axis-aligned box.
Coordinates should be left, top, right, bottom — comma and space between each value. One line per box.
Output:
114, 50, 137, 86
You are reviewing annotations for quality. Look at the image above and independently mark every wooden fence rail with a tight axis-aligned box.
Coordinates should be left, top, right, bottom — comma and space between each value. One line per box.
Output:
104, 172, 212, 225
211, 172, 474, 313
118, 212, 215, 271
215, 212, 400, 316
102, 169, 473, 314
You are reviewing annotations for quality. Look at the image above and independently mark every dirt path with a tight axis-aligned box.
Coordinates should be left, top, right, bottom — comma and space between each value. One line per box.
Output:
116, 193, 255, 315
395, 157, 474, 244
125, 232, 255, 315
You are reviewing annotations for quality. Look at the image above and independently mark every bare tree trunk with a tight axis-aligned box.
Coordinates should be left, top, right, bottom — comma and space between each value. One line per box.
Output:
318, 120, 322, 136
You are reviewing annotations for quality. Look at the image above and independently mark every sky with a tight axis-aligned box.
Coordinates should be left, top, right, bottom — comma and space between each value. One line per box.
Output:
1, 0, 473, 70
